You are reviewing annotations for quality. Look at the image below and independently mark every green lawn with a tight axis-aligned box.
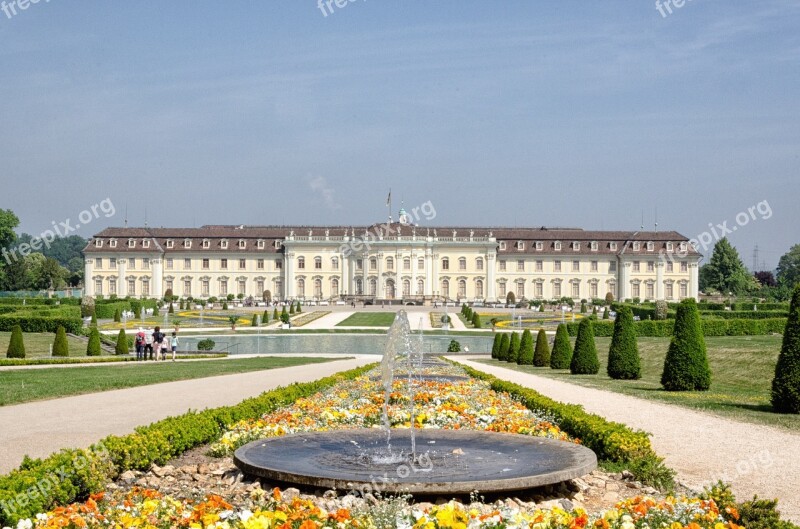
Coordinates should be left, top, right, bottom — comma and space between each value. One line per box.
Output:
0, 331, 98, 358
0, 356, 340, 406
336, 312, 398, 327
479, 335, 800, 431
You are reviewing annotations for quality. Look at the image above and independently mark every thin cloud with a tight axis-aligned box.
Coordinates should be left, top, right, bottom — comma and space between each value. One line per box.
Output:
308, 176, 341, 211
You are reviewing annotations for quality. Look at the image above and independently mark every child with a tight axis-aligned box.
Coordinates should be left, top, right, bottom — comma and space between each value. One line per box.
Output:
135, 328, 145, 361
170, 332, 178, 361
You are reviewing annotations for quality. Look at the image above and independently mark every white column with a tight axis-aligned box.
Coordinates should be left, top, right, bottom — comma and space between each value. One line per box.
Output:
424, 248, 433, 296
152, 257, 163, 299
656, 261, 664, 300
690, 262, 700, 300
341, 252, 349, 297
117, 258, 127, 297
620, 261, 631, 301
487, 252, 496, 301
285, 252, 295, 298
376, 252, 383, 299
84, 259, 94, 296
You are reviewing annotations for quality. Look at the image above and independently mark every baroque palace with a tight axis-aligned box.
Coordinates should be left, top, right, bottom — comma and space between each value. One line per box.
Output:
83, 210, 701, 304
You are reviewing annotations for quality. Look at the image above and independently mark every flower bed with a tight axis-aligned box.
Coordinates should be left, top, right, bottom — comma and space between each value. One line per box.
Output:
290, 311, 332, 328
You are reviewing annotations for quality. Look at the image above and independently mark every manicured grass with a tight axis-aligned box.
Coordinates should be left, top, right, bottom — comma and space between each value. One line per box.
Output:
0, 356, 341, 406
479, 335, 800, 431
0, 331, 98, 358
335, 312, 398, 327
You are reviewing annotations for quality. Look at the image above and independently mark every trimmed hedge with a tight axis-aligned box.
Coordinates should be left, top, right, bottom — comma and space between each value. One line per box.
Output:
6, 326, 25, 358
0, 316, 83, 334
455, 363, 673, 488
565, 318, 787, 337
0, 354, 227, 367
0, 363, 376, 525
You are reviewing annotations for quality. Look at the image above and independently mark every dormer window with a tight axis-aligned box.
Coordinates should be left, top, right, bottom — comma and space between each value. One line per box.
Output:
610, 242, 618, 251
257, 239, 265, 249
110, 239, 117, 248
666, 242, 674, 252
535, 241, 543, 251
573, 241, 581, 251
143, 240, 150, 248
633, 242, 641, 251
166, 240, 174, 249
238, 239, 246, 249
221, 240, 228, 249
554, 241, 562, 251
128, 239, 136, 248
499, 241, 507, 250
590, 241, 598, 251
680, 242, 688, 252
94, 239, 103, 248
184, 238, 192, 249
517, 241, 525, 251
274, 240, 282, 249
202, 239, 210, 249
647, 241, 654, 252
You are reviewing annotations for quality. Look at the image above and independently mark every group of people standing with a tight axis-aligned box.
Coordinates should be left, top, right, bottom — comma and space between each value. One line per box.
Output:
134, 326, 179, 361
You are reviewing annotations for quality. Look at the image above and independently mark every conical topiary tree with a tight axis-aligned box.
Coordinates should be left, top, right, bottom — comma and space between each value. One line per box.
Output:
471, 312, 482, 328
580, 301, 587, 314
289, 303, 295, 315
222, 301, 228, 310
508, 332, 521, 363
52, 326, 69, 357
273, 307, 279, 321
498, 333, 510, 361
550, 324, 572, 369
491, 333, 503, 359
533, 329, 551, 367
661, 298, 711, 391
168, 303, 174, 314
263, 310, 270, 325
772, 284, 800, 413
591, 306, 598, 319
115, 329, 128, 355
602, 307, 610, 320
296, 301, 302, 314
251, 315, 259, 327
113, 308, 121, 323
570, 318, 600, 374
6, 325, 25, 358
90, 312, 97, 326
607, 307, 641, 380
87, 327, 102, 356
518, 329, 534, 365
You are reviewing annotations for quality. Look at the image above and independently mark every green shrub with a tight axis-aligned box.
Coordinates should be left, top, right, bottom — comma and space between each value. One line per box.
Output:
222, 302, 228, 311
772, 284, 800, 413
498, 333, 510, 361
655, 300, 668, 320
550, 324, 572, 369
602, 307, 610, 320
86, 327, 102, 356
113, 308, 121, 323
197, 338, 215, 351
580, 301, 587, 313
533, 329, 550, 367
114, 329, 128, 355
251, 315, 258, 327
263, 310, 270, 325
607, 307, 641, 380
273, 308, 279, 320
90, 313, 97, 326
296, 301, 302, 314
471, 312, 481, 328
52, 326, 69, 357
168, 303, 174, 314
508, 332, 521, 363
491, 333, 502, 359
447, 340, 461, 352
661, 298, 711, 391
289, 303, 295, 315
518, 329, 534, 365
571, 318, 599, 374
6, 325, 25, 358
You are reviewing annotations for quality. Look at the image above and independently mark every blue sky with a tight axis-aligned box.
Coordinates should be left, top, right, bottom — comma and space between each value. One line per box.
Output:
1, 1, 798, 269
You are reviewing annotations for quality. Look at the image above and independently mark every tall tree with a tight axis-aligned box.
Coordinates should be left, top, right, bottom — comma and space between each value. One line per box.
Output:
661, 298, 712, 391
699, 238, 752, 295
777, 244, 800, 289
772, 285, 800, 413
570, 318, 600, 375
754, 271, 777, 288
518, 329, 534, 365
550, 324, 572, 369
533, 329, 551, 367
607, 307, 641, 380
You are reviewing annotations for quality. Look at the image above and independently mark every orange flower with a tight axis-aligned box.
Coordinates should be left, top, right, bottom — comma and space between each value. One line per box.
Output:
299, 520, 319, 529
273, 487, 282, 500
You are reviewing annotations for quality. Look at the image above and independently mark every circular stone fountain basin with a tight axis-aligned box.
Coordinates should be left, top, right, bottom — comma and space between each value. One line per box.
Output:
234, 429, 596, 494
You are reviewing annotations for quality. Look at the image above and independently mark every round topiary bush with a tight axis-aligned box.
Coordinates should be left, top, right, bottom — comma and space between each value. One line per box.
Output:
6, 325, 25, 358
607, 307, 641, 380
661, 298, 711, 391
115, 329, 128, 355
52, 326, 69, 357
86, 327, 102, 356
550, 324, 572, 369
518, 329, 534, 365
771, 284, 800, 413
447, 340, 461, 352
197, 338, 216, 351
533, 329, 551, 367
508, 332, 521, 363
570, 318, 600, 375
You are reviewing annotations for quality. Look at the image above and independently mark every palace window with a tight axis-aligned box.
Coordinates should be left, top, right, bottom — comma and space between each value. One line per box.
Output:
142, 258, 150, 270
403, 258, 411, 271
275, 260, 282, 270
166, 258, 173, 269
573, 242, 580, 251
220, 279, 228, 296
536, 260, 543, 272
183, 280, 191, 296
647, 241, 654, 252
166, 240, 173, 249
274, 240, 282, 249
553, 282, 561, 297
95, 239, 103, 248
647, 261, 655, 272
128, 279, 136, 296
646, 282, 654, 299
609, 260, 617, 272
110, 239, 117, 248
441, 279, 450, 299
110, 258, 117, 268
633, 261, 640, 272
314, 279, 322, 298
256, 279, 264, 294
517, 260, 525, 272
633, 242, 641, 251
165, 279, 173, 293
516, 282, 525, 298
572, 260, 580, 272
666, 283, 674, 299
458, 280, 466, 299
402, 280, 410, 297
239, 259, 246, 270
203, 239, 210, 249
459, 257, 466, 271
516, 241, 525, 251
572, 282, 579, 298
221, 240, 228, 249
476, 279, 484, 298
608, 281, 617, 298
499, 241, 507, 250
332, 257, 339, 270
96, 258, 103, 269
554, 260, 561, 272
202, 258, 210, 270
610, 242, 618, 251
128, 239, 136, 248
476, 257, 484, 271
109, 278, 117, 295
554, 241, 562, 251
417, 279, 424, 295
418, 258, 424, 270
315, 257, 322, 270
129, 258, 136, 270
499, 260, 506, 271
331, 278, 339, 297
498, 280, 507, 296
666, 242, 674, 252
298, 257, 305, 269
441, 258, 449, 270
183, 258, 191, 270
632, 283, 640, 298
680, 282, 688, 298
355, 278, 363, 295
535, 282, 543, 298
257, 240, 265, 249
387, 257, 394, 270
202, 280, 209, 297
297, 279, 305, 297
370, 258, 377, 271
221, 259, 228, 270
666, 261, 673, 273
238, 239, 246, 249
535, 241, 543, 251
275, 278, 283, 298
369, 279, 377, 297
681, 262, 688, 273
590, 282, 598, 298
591, 260, 598, 272
356, 259, 363, 271
591, 241, 598, 251
95, 279, 103, 295
257, 259, 264, 270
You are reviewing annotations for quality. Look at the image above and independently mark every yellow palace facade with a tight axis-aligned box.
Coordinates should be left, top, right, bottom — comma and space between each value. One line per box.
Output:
83, 216, 701, 304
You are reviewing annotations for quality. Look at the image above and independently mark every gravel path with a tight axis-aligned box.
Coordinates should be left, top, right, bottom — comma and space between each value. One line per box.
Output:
0, 356, 374, 474
453, 357, 800, 523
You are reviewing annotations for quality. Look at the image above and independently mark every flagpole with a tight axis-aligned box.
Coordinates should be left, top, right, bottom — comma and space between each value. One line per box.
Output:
387, 189, 392, 223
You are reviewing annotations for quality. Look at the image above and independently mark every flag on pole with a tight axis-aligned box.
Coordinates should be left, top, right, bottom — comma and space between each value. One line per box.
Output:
386, 190, 391, 206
